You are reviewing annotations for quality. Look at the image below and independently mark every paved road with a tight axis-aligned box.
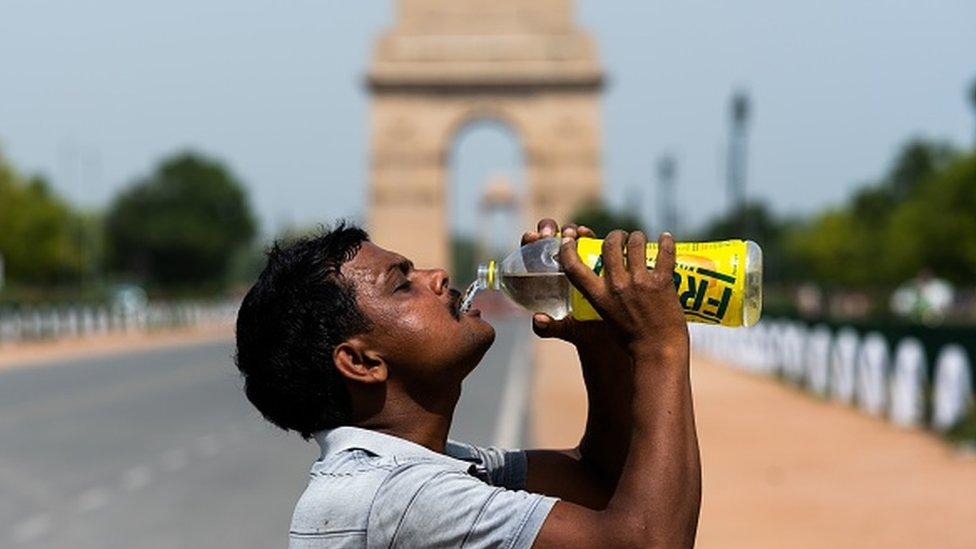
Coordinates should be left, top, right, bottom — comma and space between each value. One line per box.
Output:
0, 316, 531, 548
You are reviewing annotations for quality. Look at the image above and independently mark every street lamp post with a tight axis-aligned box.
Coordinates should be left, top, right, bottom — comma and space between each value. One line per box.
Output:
727, 90, 751, 234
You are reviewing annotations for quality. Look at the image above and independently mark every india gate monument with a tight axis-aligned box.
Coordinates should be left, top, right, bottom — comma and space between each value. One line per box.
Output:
367, 0, 605, 268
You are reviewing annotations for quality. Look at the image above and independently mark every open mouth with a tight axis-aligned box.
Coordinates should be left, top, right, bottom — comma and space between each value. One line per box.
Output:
449, 288, 462, 320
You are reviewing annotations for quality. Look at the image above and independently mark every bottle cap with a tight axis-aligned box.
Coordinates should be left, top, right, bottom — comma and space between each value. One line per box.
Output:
476, 260, 498, 290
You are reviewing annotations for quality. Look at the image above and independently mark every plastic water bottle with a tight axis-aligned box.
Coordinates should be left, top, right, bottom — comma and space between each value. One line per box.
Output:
462, 237, 762, 327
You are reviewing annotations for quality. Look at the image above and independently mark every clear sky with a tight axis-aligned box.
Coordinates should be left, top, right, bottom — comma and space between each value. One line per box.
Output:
1, 0, 974, 239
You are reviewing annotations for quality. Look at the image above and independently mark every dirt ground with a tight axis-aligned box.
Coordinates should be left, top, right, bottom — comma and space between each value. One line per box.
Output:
0, 324, 233, 371
531, 340, 976, 549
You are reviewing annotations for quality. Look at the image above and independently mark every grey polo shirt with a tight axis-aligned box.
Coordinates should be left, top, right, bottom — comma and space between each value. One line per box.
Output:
289, 427, 557, 548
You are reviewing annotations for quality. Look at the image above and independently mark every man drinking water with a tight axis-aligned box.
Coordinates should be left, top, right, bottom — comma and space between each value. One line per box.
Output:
234, 218, 701, 548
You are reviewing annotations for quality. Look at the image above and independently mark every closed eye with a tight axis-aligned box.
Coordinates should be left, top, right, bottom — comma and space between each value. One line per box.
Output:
395, 279, 411, 293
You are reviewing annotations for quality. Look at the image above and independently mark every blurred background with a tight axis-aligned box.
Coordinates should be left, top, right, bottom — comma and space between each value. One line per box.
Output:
1, 1, 974, 547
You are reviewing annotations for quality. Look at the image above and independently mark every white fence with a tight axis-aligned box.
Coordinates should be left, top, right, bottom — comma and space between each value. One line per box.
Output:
691, 319, 976, 434
0, 301, 238, 346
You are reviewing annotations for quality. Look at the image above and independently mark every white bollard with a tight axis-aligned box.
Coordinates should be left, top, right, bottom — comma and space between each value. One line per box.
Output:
81, 307, 95, 336
781, 322, 807, 384
889, 338, 928, 428
932, 345, 974, 432
830, 328, 860, 404
753, 321, 776, 374
855, 332, 890, 416
804, 325, 832, 395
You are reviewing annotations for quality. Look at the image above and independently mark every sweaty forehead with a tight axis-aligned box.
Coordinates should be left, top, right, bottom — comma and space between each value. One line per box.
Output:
340, 242, 401, 288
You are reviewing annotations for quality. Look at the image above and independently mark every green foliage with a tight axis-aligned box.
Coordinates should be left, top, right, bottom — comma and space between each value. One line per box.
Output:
885, 153, 976, 284
771, 139, 968, 289
784, 208, 877, 286
884, 139, 956, 199
0, 157, 93, 285
969, 77, 976, 113
569, 200, 644, 237
105, 151, 258, 291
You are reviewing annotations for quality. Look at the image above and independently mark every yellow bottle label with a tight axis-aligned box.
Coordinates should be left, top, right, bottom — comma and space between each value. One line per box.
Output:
571, 238, 749, 326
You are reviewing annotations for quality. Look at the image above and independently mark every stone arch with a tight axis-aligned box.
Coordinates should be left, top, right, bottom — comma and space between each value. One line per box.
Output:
366, 0, 604, 269
440, 105, 527, 159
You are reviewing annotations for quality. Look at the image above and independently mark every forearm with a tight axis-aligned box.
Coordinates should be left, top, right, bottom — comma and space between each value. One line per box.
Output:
576, 343, 634, 486
607, 346, 701, 547
533, 230, 702, 548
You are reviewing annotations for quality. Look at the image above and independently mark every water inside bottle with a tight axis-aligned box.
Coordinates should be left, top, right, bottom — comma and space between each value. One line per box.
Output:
500, 272, 572, 320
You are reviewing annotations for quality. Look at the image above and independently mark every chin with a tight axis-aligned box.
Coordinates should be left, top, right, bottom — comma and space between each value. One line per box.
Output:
458, 320, 495, 373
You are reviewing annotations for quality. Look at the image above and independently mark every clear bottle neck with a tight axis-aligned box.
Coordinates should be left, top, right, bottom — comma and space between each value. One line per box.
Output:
476, 260, 500, 290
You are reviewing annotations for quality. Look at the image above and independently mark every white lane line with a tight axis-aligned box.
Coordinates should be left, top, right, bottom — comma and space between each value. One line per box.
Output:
121, 465, 153, 492
492, 326, 533, 448
160, 448, 189, 472
76, 487, 112, 513
10, 513, 52, 544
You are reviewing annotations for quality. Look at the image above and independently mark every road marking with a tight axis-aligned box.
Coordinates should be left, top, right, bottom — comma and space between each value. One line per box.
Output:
160, 448, 188, 472
10, 513, 52, 544
492, 326, 533, 448
76, 487, 112, 513
121, 465, 153, 491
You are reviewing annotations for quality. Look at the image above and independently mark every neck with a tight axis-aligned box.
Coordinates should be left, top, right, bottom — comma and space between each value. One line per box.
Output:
352, 381, 459, 454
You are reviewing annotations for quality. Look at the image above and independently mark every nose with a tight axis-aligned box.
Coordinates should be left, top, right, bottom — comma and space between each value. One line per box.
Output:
427, 269, 450, 295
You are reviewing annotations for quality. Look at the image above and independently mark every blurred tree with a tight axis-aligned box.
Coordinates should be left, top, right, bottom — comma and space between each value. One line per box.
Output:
885, 152, 976, 284
782, 138, 960, 289
105, 152, 258, 291
784, 208, 879, 287
970, 77, 976, 146
883, 139, 956, 199
0, 157, 90, 285
569, 200, 643, 237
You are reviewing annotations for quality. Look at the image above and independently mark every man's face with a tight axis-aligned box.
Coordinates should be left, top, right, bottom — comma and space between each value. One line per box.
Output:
342, 242, 495, 386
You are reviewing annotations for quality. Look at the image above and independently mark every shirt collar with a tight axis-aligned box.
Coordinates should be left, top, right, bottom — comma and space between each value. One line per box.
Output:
313, 426, 477, 473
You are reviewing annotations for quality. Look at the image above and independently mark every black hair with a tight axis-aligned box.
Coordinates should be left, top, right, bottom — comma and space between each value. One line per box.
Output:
234, 222, 371, 439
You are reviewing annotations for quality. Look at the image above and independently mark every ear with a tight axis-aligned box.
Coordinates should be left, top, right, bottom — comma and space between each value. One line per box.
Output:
333, 338, 388, 384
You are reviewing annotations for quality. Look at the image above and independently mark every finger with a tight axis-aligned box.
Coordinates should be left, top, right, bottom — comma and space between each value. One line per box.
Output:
532, 313, 574, 341
561, 224, 578, 239
559, 236, 604, 302
626, 231, 648, 277
521, 231, 540, 246
577, 225, 596, 238
537, 218, 558, 238
653, 232, 677, 276
602, 230, 628, 287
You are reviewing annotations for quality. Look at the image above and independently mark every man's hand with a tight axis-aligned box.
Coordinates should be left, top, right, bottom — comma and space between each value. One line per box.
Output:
533, 231, 701, 548
520, 219, 618, 353
560, 229, 688, 362
522, 219, 633, 508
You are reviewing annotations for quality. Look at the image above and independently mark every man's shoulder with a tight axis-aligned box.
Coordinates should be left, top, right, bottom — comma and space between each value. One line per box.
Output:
289, 449, 393, 542
290, 448, 475, 539
290, 440, 555, 548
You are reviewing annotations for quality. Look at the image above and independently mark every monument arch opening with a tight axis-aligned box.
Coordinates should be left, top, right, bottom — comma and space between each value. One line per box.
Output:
367, 0, 604, 270
448, 118, 524, 282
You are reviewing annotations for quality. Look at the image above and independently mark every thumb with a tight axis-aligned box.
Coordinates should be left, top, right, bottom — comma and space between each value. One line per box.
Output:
531, 313, 575, 341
